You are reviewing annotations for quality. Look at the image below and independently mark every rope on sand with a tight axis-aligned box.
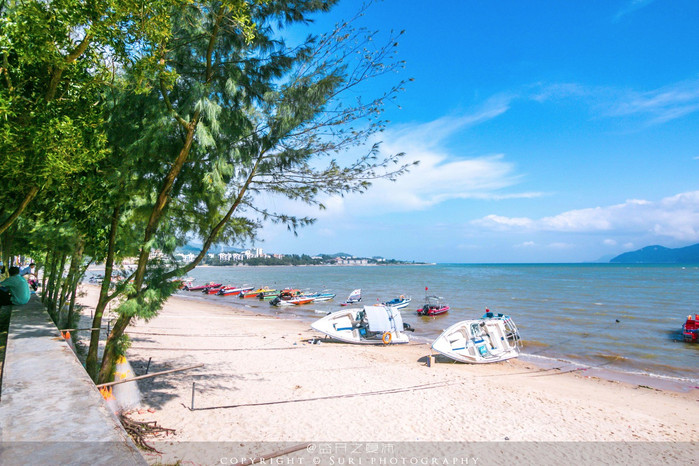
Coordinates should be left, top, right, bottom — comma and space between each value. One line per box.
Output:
128, 346, 314, 352
188, 380, 456, 411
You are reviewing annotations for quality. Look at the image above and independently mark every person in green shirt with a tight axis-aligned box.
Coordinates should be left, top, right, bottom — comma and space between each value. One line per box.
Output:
0, 266, 31, 306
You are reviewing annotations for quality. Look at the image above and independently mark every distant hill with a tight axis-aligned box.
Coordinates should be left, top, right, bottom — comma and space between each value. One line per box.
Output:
610, 243, 699, 264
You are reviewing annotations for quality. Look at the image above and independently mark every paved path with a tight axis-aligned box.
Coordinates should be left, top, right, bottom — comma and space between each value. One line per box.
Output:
0, 297, 146, 465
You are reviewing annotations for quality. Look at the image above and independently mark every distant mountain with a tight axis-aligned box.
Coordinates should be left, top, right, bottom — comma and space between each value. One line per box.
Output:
610, 243, 699, 264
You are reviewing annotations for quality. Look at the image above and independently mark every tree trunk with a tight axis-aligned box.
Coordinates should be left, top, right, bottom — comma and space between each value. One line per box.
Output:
87, 204, 120, 381
97, 313, 131, 384
62, 240, 84, 328
49, 252, 67, 320
43, 248, 58, 305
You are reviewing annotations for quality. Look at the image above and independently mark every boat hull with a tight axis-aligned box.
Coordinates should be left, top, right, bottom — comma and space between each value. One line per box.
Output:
383, 297, 411, 309
417, 305, 449, 316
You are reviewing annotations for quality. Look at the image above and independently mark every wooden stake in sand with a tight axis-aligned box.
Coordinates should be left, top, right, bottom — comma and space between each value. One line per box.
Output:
95, 363, 203, 388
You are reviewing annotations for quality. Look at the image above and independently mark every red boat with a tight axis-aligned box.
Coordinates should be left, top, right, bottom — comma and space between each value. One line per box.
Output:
682, 314, 699, 342
217, 285, 254, 296
204, 284, 224, 294
417, 295, 449, 316
184, 282, 221, 291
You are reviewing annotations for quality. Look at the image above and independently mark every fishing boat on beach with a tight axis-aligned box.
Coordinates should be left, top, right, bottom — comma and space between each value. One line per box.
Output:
383, 295, 411, 309
417, 295, 449, 316
311, 305, 414, 345
217, 285, 254, 296
682, 314, 699, 342
340, 289, 362, 306
431, 312, 521, 363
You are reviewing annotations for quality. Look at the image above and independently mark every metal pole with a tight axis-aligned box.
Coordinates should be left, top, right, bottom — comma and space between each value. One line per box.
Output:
145, 357, 152, 375
191, 382, 196, 410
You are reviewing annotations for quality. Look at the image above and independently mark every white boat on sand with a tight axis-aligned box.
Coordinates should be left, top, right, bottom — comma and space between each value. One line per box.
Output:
311, 306, 414, 345
431, 313, 522, 363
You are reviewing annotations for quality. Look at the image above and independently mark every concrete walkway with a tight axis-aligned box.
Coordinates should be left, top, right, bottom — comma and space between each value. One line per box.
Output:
0, 297, 146, 465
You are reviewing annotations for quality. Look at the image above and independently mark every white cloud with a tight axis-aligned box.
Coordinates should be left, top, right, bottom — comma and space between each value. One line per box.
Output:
613, 0, 656, 21
603, 239, 617, 246
472, 191, 699, 242
531, 77, 699, 126
607, 77, 699, 125
516, 241, 536, 248
252, 95, 540, 220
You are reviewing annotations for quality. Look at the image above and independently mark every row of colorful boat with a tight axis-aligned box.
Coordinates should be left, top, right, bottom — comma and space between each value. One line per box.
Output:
181, 281, 453, 316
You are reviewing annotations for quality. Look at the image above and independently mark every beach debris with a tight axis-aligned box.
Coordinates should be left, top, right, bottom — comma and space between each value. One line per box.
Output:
120, 413, 175, 453
240, 443, 311, 466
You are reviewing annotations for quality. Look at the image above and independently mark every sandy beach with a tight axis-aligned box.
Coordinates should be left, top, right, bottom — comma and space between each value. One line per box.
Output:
75, 285, 697, 465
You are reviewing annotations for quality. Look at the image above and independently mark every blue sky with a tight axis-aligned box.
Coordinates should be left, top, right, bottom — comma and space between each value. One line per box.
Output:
253, 0, 699, 263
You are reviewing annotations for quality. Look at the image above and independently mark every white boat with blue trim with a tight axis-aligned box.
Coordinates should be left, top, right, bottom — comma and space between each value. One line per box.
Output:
311, 305, 414, 345
431, 312, 522, 363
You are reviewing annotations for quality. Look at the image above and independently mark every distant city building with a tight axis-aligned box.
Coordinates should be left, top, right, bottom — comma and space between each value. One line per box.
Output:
176, 253, 196, 263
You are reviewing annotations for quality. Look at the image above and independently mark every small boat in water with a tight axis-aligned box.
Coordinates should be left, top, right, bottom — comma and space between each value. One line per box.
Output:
217, 285, 253, 296
340, 289, 362, 306
383, 295, 411, 310
205, 284, 225, 294
269, 289, 302, 306
288, 295, 316, 305
311, 305, 414, 345
682, 314, 699, 342
257, 289, 280, 300
307, 292, 336, 302
184, 282, 221, 291
240, 287, 276, 298
431, 312, 522, 364
417, 295, 449, 316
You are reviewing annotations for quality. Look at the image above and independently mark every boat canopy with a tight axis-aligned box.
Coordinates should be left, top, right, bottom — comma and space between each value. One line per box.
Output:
364, 305, 403, 333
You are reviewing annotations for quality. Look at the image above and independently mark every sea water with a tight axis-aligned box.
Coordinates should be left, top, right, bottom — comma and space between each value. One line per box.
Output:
138, 263, 699, 390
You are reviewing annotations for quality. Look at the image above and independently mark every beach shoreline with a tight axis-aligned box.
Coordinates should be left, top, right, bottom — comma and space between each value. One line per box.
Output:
75, 285, 698, 464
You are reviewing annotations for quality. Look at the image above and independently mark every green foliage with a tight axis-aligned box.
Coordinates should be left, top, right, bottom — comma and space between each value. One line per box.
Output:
2, 0, 415, 383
